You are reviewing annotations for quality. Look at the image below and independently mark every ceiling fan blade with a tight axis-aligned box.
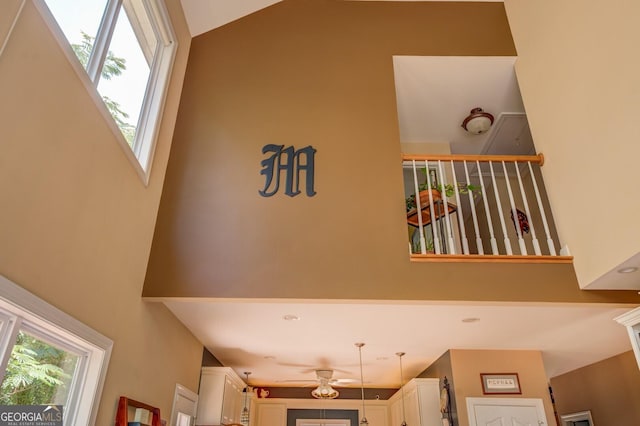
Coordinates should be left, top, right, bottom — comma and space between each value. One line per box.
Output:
331, 378, 359, 385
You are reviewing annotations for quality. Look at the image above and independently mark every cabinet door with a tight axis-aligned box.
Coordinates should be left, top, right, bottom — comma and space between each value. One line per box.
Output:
196, 372, 225, 425
389, 396, 402, 426
404, 388, 420, 426
416, 379, 442, 426
256, 403, 286, 426
365, 405, 388, 426
221, 376, 238, 424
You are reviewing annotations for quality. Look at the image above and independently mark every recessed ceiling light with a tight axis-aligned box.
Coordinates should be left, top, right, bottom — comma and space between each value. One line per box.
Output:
617, 267, 638, 274
462, 317, 480, 323
283, 314, 300, 321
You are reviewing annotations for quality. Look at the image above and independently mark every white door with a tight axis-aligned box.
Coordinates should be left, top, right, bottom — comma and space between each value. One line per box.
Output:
467, 397, 548, 426
170, 384, 199, 426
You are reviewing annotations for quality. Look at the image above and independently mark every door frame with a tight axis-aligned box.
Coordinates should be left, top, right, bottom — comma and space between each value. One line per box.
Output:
466, 397, 548, 426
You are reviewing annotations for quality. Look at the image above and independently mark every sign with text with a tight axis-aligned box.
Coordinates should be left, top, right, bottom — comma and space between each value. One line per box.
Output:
0, 405, 63, 426
480, 373, 521, 394
259, 144, 316, 197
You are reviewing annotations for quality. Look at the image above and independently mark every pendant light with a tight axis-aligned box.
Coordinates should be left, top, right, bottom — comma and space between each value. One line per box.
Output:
396, 352, 407, 426
355, 342, 369, 426
241, 372, 251, 426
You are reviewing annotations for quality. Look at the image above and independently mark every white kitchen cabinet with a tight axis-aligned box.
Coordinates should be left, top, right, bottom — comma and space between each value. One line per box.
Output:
389, 378, 441, 426
255, 403, 286, 426
196, 367, 246, 426
615, 307, 640, 370
363, 404, 388, 426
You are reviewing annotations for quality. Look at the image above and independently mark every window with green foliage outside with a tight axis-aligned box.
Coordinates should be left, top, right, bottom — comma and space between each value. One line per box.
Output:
0, 331, 79, 405
39, 0, 177, 178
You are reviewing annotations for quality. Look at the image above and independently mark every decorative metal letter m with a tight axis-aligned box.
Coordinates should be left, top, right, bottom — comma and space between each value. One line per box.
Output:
259, 144, 317, 197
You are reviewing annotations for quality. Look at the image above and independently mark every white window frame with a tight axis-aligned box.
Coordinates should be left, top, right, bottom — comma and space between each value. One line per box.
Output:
33, 0, 178, 185
0, 274, 113, 426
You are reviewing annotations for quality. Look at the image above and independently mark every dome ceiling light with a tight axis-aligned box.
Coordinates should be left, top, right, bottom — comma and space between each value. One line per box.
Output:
461, 107, 494, 135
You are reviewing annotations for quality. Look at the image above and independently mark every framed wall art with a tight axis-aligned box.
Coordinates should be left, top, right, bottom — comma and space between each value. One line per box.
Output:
480, 373, 521, 395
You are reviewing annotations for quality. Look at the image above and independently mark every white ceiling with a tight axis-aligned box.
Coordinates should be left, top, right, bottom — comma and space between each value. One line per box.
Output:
179, 0, 504, 37
180, 0, 282, 36
393, 56, 528, 154
169, 0, 638, 395
164, 299, 634, 388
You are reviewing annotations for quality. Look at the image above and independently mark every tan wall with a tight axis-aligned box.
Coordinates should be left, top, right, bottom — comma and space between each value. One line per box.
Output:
504, 0, 640, 288
0, 0, 22, 53
0, 1, 202, 423
145, 0, 637, 304
550, 351, 640, 426
450, 349, 556, 426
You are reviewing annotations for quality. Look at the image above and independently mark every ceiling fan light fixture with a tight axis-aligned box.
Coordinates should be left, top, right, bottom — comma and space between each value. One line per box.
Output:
311, 383, 339, 399
461, 107, 494, 135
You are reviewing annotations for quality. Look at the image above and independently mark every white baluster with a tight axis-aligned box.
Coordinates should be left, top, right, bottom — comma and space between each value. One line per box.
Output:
528, 162, 557, 256
515, 162, 541, 255
464, 160, 483, 255
450, 160, 469, 254
437, 160, 456, 254
411, 160, 426, 254
477, 161, 498, 254
424, 160, 440, 254
502, 161, 527, 255
489, 161, 512, 255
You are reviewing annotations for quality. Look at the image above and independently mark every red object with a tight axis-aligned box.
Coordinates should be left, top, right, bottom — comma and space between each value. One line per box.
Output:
511, 208, 529, 234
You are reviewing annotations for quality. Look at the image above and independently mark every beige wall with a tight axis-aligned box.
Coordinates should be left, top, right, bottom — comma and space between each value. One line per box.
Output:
0, 1, 202, 423
504, 0, 640, 288
450, 349, 556, 426
0, 0, 22, 54
550, 351, 640, 426
145, 0, 637, 304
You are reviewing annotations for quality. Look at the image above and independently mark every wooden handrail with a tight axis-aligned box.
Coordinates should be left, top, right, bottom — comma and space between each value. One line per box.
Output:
402, 153, 544, 166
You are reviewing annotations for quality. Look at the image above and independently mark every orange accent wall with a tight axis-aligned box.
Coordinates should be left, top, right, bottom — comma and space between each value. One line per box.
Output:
144, 0, 637, 304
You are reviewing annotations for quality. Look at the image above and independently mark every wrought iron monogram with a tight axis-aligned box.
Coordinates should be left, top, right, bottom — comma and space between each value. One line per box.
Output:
259, 144, 316, 197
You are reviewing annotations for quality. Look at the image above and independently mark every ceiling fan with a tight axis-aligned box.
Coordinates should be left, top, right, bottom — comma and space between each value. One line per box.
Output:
311, 369, 342, 399
281, 369, 358, 399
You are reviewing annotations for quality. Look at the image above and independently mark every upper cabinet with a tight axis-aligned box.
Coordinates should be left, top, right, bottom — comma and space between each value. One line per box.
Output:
615, 307, 640, 370
196, 367, 246, 426
389, 378, 441, 426
255, 403, 286, 426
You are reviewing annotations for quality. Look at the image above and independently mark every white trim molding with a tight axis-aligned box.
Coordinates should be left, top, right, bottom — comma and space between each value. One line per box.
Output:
615, 306, 640, 371
0, 274, 113, 426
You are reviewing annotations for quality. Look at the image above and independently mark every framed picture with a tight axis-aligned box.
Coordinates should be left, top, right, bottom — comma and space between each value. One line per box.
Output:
480, 373, 521, 395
